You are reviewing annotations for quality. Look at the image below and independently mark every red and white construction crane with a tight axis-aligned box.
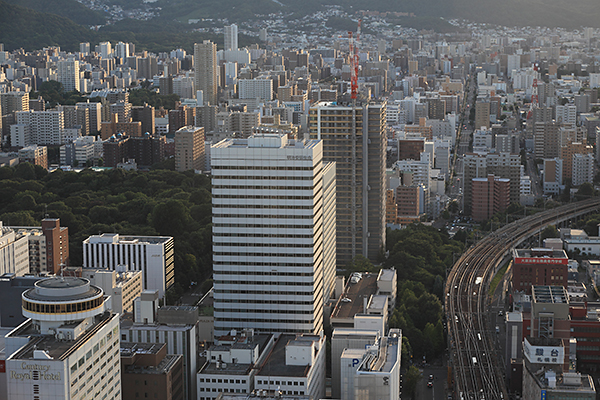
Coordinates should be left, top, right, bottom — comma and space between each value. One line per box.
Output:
348, 19, 362, 100
527, 62, 540, 120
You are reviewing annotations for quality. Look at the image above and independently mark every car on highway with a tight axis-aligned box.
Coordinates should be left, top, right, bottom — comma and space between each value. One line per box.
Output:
427, 374, 434, 388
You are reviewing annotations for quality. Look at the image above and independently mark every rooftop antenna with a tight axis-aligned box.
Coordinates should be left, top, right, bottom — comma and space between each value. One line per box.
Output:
59, 258, 65, 280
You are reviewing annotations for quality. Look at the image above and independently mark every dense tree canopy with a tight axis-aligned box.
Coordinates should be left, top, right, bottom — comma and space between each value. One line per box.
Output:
350, 224, 464, 361
0, 166, 212, 300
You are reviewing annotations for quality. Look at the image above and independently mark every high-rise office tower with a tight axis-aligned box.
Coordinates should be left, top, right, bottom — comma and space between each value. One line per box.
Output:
76, 101, 102, 134
57, 58, 80, 92
99, 41, 112, 59
211, 134, 336, 336
79, 42, 90, 56
115, 41, 130, 59
175, 126, 205, 172
474, 101, 490, 130
224, 24, 238, 51
194, 40, 217, 106
309, 101, 387, 265
534, 121, 561, 159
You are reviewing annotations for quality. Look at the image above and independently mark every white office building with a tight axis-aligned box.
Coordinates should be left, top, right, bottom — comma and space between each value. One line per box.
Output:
238, 79, 273, 101
224, 24, 238, 51
99, 42, 112, 59
57, 58, 80, 92
10, 124, 30, 147
394, 154, 431, 189
114, 42, 130, 59
82, 234, 174, 297
331, 329, 381, 399
82, 268, 143, 315
15, 110, 65, 145
173, 75, 195, 99
434, 140, 451, 177
0, 222, 30, 276
211, 134, 336, 336
340, 329, 402, 400
197, 330, 275, 400
254, 333, 326, 400
5, 277, 121, 400
556, 104, 577, 128
59, 136, 96, 166
572, 153, 595, 186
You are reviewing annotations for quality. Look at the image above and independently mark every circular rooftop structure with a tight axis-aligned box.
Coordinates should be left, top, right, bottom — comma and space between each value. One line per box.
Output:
32, 277, 99, 299
22, 277, 105, 321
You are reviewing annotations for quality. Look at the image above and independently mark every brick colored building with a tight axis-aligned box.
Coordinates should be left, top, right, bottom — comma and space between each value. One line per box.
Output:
398, 138, 424, 161
512, 248, 568, 295
129, 134, 166, 167
41, 218, 69, 274
169, 105, 196, 134
404, 117, 433, 140
471, 174, 510, 222
103, 134, 129, 167
521, 286, 600, 370
396, 186, 421, 217
100, 113, 143, 140
121, 342, 184, 400
103, 134, 165, 167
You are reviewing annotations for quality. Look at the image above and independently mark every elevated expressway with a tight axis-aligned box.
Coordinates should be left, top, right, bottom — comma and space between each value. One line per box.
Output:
446, 198, 600, 400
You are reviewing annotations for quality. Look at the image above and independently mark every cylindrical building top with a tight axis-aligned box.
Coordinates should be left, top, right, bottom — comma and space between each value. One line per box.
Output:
22, 277, 106, 322
33, 277, 93, 298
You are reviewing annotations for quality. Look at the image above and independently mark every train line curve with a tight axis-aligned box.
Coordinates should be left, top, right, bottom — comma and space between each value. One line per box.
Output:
445, 198, 600, 400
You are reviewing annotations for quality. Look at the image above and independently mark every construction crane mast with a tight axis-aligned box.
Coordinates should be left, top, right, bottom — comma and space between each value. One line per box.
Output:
348, 19, 361, 100
527, 62, 541, 120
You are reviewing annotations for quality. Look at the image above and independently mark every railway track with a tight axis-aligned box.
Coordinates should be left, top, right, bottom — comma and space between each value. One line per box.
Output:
445, 198, 600, 399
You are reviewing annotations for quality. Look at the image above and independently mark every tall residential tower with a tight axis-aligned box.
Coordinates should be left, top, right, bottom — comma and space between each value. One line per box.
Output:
224, 24, 238, 51
309, 101, 387, 265
194, 40, 217, 106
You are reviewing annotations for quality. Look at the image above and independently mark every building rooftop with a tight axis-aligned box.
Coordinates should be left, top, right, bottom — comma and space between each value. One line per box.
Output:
358, 330, 401, 374
513, 248, 568, 260
378, 269, 395, 282
505, 312, 523, 323
217, 392, 311, 400
256, 334, 321, 378
23, 277, 102, 302
160, 305, 197, 312
200, 334, 273, 376
8, 312, 116, 361
120, 342, 181, 375
85, 233, 172, 245
331, 273, 378, 320
332, 329, 381, 340
532, 286, 569, 304
121, 342, 163, 357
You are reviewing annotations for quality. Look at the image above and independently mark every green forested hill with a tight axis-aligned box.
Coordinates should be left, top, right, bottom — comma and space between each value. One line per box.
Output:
154, 0, 600, 28
0, 1, 97, 51
5, 0, 106, 25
